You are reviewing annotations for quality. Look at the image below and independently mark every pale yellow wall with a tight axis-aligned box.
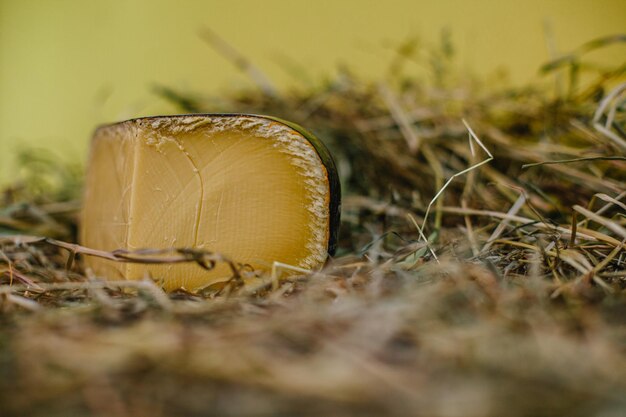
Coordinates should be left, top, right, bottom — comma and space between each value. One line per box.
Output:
1, 0, 625, 184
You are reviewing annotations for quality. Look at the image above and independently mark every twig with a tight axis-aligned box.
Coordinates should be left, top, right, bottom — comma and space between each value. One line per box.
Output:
1, 236, 243, 280
45, 238, 241, 278
522, 156, 626, 168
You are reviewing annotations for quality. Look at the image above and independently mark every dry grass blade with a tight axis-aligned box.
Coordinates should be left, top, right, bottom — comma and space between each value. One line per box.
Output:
573, 205, 626, 240
378, 83, 422, 155
417, 119, 494, 249
482, 193, 526, 252
199, 27, 278, 97
594, 193, 626, 212
592, 82, 626, 151
440, 206, 597, 241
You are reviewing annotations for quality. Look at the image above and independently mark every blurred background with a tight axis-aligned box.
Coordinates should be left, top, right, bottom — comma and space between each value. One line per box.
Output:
1, 0, 624, 185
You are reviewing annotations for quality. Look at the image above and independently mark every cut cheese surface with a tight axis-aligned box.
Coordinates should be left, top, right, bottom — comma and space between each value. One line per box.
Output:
80, 115, 338, 292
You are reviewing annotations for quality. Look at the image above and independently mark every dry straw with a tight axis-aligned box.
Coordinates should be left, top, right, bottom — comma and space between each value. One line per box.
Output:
1, 33, 625, 417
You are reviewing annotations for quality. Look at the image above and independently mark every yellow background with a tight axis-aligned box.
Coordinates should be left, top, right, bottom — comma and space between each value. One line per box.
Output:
1, 0, 625, 184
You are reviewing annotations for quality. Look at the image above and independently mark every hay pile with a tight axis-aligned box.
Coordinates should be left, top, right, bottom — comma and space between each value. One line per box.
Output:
1, 36, 625, 416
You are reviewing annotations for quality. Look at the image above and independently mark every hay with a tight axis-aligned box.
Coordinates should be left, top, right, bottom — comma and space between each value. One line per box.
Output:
1, 35, 625, 416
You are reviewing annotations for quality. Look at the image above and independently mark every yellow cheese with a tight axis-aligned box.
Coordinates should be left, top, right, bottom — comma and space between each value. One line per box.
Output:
80, 115, 335, 292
